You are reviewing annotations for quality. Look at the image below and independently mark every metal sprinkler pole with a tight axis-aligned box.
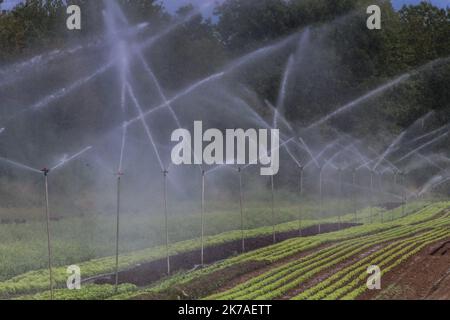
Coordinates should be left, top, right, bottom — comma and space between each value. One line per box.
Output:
42, 168, 54, 300
271, 175, 276, 244
238, 167, 245, 253
401, 172, 406, 217
114, 172, 123, 293
338, 168, 343, 229
370, 170, 374, 223
163, 170, 170, 275
318, 167, 323, 234
378, 172, 384, 223
393, 170, 398, 221
352, 169, 357, 223
298, 166, 304, 236
201, 170, 205, 267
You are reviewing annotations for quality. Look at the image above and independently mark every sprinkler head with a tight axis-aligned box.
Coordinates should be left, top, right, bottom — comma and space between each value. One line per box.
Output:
163, 169, 169, 177
41, 168, 50, 176
116, 171, 124, 177
238, 167, 242, 173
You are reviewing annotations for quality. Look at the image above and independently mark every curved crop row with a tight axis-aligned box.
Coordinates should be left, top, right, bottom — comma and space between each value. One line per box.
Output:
112, 202, 449, 301
210, 209, 450, 300
293, 227, 450, 300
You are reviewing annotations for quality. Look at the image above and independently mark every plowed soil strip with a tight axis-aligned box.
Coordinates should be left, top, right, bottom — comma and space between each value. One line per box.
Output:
210, 242, 334, 297
359, 237, 450, 300
280, 243, 387, 300
93, 222, 358, 287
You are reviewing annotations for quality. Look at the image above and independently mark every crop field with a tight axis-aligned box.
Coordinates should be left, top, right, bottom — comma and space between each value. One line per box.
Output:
0, 197, 368, 281
1, 200, 448, 300
1, 0, 450, 304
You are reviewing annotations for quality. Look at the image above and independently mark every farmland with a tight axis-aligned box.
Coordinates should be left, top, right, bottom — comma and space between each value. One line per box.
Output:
1, 0, 450, 303
1, 200, 449, 300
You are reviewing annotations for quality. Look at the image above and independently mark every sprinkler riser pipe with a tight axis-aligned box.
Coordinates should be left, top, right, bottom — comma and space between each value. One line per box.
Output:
238, 168, 245, 253
352, 170, 357, 223
298, 168, 304, 236
201, 171, 205, 266
43, 173, 54, 300
271, 175, 276, 244
163, 170, 170, 275
114, 175, 121, 292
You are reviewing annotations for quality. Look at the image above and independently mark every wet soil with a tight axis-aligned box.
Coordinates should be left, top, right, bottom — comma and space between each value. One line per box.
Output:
93, 222, 359, 287
358, 237, 450, 300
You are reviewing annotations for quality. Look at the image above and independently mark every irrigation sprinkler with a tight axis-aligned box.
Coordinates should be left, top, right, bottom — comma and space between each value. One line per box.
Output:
400, 172, 407, 217
41, 167, 54, 300
163, 169, 170, 275
369, 170, 375, 223
238, 167, 245, 252
392, 170, 400, 221
318, 166, 324, 234
298, 166, 304, 236
337, 168, 343, 229
114, 171, 124, 293
378, 172, 384, 223
351, 168, 358, 223
398, 171, 406, 217
271, 175, 276, 244
201, 170, 206, 267
0, 147, 92, 300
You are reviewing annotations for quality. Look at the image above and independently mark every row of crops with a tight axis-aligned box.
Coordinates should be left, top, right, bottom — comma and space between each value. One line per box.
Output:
209, 210, 450, 300
3, 201, 448, 300
137, 202, 449, 300
0, 201, 400, 298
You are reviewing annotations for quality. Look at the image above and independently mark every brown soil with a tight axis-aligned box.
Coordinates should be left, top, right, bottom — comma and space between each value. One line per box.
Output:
210, 242, 335, 297
92, 222, 358, 287
132, 260, 270, 300
358, 237, 450, 300
280, 243, 387, 300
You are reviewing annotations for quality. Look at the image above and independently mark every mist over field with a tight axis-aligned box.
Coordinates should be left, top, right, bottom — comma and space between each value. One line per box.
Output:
0, 0, 449, 301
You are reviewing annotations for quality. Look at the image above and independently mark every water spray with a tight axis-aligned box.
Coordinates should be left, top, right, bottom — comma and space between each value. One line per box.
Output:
41, 168, 54, 300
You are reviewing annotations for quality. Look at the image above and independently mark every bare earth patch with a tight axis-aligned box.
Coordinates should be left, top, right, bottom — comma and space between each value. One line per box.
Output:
359, 237, 450, 300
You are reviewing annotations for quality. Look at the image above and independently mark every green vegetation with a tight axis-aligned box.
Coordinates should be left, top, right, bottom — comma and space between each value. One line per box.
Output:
108, 201, 449, 301
208, 205, 450, 300
0, 200, 434, 299
0, 197, 383, 281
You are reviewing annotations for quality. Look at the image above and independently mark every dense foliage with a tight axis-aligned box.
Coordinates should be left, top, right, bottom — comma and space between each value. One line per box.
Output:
1, 0, 449, 131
